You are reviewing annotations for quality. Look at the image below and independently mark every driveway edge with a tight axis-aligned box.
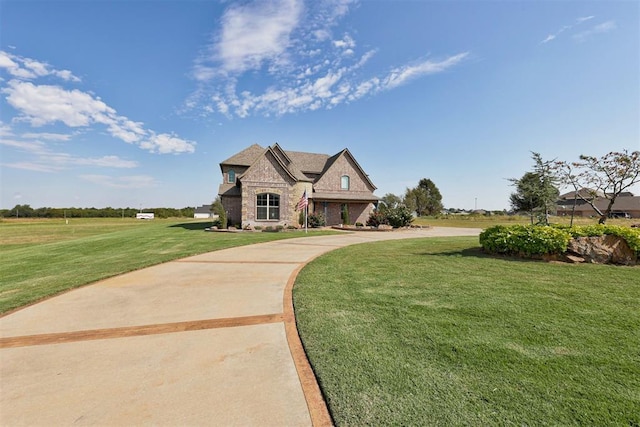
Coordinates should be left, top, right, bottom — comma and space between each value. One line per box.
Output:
283, 260, 334, 427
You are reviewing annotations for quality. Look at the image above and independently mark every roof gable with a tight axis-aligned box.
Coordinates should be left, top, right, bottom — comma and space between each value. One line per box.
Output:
219, 144, 375, 188
220, 144, 265, 167
331, 149, 377, 190
239, 146, 298, 184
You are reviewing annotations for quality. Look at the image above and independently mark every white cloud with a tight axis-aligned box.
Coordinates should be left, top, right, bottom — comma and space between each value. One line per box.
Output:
189, 0, 468, 117
0, 122, 14, 137
541, 34, 556, 44
0, 137, 47, 153
79, 174, 157, 189
541, 16, 613, 44
2, 80, 196, 154
140, 132, 196, 154
0, 50, 80, 82
1, 161, 64, 173
573, 20, 617, 42
383, 53, 470, 89
1, 51, 195, 155
43, 152, 138, 169
1, 130, 139, 172
203, 0, 303, 75
333, 34, 355, 50
21, 132, 72, 141
3, 80, 114, 127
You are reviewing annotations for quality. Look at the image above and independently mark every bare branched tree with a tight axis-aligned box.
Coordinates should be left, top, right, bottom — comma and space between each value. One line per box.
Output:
554, 150, 640, 224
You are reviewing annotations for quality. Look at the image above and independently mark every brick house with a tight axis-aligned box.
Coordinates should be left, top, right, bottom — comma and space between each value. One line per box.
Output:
557, 190, 640, 218
217, 143, 378, 227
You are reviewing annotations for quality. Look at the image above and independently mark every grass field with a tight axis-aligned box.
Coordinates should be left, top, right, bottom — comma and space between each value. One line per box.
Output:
412, 214, 636, 228
0, 218, 336, 314
294, 237, 640, 426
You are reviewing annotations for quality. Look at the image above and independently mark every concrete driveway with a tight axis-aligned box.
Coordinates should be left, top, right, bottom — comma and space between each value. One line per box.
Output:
0, 227, 480, 426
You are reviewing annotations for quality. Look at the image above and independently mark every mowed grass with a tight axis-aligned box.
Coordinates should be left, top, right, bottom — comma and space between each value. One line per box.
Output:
412, 215, 636, 228
294, 237, 640, 426
0, 218, 336, 314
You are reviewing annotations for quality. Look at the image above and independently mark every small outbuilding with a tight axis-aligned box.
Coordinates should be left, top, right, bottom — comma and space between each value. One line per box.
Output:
194, 204, 216, 219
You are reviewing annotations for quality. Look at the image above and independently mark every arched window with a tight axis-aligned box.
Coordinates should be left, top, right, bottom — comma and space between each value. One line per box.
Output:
227, 169, 236, 183
256, 193, 280, 220
341, 175, 350, 190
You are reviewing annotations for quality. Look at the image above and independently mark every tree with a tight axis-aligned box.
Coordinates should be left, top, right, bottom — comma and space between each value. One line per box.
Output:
404, 178, 443, 216
9, 204, 35, 218
211, 197, 227, 228
555, 150, 640, 224
379, 193, 402, 210
509, 153, 559, 225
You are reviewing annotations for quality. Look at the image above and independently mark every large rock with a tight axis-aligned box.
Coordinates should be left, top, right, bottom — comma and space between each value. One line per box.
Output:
567, 235, 637, 265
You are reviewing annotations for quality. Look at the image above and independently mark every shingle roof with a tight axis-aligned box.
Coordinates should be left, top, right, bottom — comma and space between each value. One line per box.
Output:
218, 183, 241, 197
219, 143, 376, 189
194, 204, 213, 214
220, 144, 265, 166
557, 195, 640, 212
285, 150, 330, 174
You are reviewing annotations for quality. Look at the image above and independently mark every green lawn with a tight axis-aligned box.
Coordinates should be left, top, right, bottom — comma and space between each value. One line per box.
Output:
412, 215, 636, 228
294, 237, 640, 426
0, 218, 336, 314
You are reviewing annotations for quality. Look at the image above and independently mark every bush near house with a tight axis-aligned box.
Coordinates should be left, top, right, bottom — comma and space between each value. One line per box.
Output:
307, 212, 326, 228
367, 205, 414, 228
480, 224, 640, 257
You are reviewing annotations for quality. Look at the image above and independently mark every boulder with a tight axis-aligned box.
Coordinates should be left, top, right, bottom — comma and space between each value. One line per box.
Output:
567, 235, 637, 265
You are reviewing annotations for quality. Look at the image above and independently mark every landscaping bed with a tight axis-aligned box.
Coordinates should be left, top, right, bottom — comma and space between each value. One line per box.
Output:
479, 224, 640, 265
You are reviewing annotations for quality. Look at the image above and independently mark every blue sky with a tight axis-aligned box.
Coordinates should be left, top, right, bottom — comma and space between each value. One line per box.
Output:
1, 0, 638, 211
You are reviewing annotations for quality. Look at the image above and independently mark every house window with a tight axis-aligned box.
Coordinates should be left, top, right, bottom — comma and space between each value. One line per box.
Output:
256, 193, 280, 220
227, 169, 236, 183
341, 175, 350, 190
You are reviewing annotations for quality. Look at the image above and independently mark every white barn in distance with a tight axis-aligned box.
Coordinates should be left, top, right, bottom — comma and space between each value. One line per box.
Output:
194, 204, 217, 219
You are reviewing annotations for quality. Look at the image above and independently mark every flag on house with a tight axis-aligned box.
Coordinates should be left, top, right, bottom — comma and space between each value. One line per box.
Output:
296, 190, 308, 211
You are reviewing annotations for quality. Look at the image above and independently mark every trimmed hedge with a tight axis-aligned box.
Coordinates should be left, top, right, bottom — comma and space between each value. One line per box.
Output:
479, 225, 569, 256
479, 224, 640, 257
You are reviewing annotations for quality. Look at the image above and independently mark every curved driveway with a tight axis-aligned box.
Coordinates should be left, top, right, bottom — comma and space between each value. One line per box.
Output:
0, 227, 480, 426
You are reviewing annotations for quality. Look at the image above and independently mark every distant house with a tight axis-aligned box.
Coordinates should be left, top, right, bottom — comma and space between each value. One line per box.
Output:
193, 204, 215, 219
557, 190, 640, 219
218, 143, 378, 227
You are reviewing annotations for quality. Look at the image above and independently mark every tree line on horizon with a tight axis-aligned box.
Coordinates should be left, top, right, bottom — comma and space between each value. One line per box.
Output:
0, 205, 196, 219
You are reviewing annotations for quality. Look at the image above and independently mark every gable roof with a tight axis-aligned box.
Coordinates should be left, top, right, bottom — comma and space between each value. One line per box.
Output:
219, 143, 376, 189
220, 144, 265, 167
323, 148, 377, 190
238, 145, 300, 183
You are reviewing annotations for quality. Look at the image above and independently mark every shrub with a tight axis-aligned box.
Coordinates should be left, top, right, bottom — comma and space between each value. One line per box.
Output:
386, 205, 414, 228
211, 198, 227, 229
368, 206, 413, 228
366, 210, 388, 227
480, 224, 640, 257
480, 225, 570, 256
341, 205, 350, 225
307, 212, 326, 228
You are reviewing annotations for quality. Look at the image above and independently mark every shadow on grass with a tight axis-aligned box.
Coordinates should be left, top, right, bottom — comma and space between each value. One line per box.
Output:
168, 221, 214, 231
424, 247, 547, 263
